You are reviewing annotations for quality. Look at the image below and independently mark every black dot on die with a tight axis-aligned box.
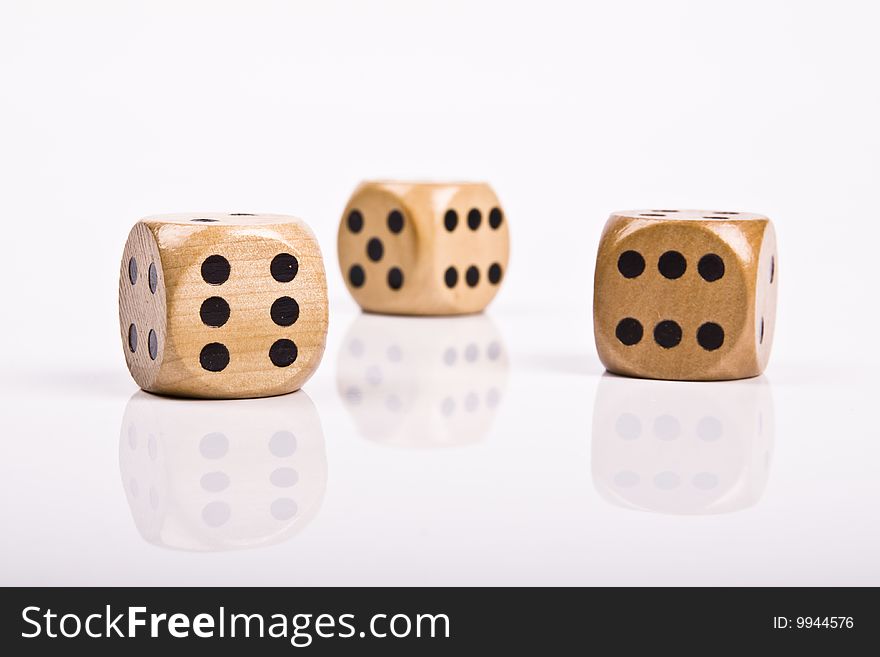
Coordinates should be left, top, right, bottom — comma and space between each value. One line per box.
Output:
489, 207, 503, 229
269, 339, 298, 367
271, 253, 298, 283
615, 318, 643, 346
347, 210, 364, 233
466, 266, 480, 287
387, 267, 404, 290
201, 255, 230, 285
445, 266, 458, 288
387, 210, 404, 234
658, 251, 687, 279
128, 257, 138, 285
617, 250, 645, 278
349, 265, 365, 288
770, 256, 775, 284
367, 238, 384, 262
444, 210, 458, 232
148, 262, 158, 294
128, 323, 138, 352
271, 296, 300, 326
191, 218, 219, 222
654, 320, 682, 348
148, 329, 158, 360
200, 342, 230, 372
697, 322, 725, 351
200, 296, 230, 327
760, 318, 765, 344
467, 209, 482, 230
697, 254, 725, 282
488, 263, 503, 284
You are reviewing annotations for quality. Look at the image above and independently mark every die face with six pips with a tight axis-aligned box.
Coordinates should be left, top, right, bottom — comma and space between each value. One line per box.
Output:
593, 209, 778, 381
119, 213, 328, 399
337, 181, 510, 316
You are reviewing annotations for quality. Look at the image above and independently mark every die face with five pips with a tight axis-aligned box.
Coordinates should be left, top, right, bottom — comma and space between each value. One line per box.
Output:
593, 209, 777, 381
119, 213, 328, 399
337, 181, 510, 315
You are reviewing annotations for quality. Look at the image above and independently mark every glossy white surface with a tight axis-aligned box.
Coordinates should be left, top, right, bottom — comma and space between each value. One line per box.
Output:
1, 1, 879, 586
1, 307, 878, 586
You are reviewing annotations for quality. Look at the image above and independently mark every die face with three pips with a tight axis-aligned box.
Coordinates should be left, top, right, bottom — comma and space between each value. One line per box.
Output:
119, 213, 328, 399
593, 209, 777, 381
337, 181, 510, 315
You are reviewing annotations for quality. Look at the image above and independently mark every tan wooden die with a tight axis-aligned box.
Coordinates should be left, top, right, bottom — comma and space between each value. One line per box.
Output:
118, 213, 328, 398
337, 181, 509, 315
593, 209, 778, 381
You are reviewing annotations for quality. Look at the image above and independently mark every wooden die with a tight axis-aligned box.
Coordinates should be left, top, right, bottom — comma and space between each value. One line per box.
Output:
593, 209, 778, 381
337, 181, 510, 315
119, 213, 328, 399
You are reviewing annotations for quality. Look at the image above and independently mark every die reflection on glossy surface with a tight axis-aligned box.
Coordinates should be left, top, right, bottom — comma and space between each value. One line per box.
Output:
591, 374, 774, 514
337, 314, 509, 447
118, 391, 326, 551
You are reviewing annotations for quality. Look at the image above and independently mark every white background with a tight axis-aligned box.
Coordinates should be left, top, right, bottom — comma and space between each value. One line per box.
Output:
0, 0, 878, 585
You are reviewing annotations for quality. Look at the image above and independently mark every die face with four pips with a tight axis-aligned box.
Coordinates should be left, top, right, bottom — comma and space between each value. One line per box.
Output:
337, 181, 510, 315
593, 209, 777, 381
119, 213, 328, 399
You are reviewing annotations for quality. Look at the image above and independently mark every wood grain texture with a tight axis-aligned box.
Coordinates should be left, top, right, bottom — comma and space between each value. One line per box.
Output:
337, 181, 510, 315
119, 213, 328, 399
119, 222, 167, 391
593, 209, 778, 381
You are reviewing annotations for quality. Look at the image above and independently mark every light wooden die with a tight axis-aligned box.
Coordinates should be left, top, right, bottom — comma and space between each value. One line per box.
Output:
118, 213, 328, 399
337, 181, 510, 315
593, 209, 778, 381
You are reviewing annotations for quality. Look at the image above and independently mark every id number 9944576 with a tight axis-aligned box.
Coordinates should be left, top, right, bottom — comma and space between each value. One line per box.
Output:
772, 617, 854, 629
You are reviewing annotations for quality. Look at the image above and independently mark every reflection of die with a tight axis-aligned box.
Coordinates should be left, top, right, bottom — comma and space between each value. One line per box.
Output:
593, 209, 778, 380
591, 375, 774, 514
336, 314, 509, 447
118, 391, 327, 551
118, 213, 328, 398
337, 181, 510, 315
